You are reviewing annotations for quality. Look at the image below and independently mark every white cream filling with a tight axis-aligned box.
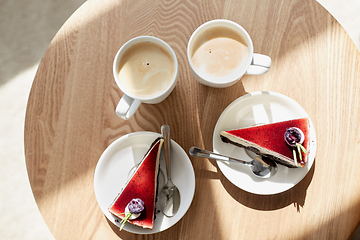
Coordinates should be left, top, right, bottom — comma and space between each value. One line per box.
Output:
125, 205, 141, 220
221, 131, 302, 167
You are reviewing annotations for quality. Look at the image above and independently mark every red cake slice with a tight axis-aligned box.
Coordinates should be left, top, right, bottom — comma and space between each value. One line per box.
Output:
220, 118, 310, 168
108, 137, 164, 230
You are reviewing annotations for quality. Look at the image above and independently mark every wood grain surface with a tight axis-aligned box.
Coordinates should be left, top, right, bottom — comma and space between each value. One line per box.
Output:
24, 0, 360, 239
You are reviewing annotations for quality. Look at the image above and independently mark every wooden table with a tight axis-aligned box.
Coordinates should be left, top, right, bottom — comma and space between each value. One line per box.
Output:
24, 0, 360, 239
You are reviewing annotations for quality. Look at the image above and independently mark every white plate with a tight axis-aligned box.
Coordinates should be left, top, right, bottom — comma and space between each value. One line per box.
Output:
94, 131, 195, 234
213, 91, 317, 195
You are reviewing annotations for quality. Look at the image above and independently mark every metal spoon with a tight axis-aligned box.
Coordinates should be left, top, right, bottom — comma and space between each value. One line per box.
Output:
189, 147, 278, 179
159, 125, 180, 217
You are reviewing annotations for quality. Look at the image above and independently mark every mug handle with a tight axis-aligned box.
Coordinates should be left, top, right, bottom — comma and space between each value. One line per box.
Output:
246, 53, 271, 75
116, 94, 141, 120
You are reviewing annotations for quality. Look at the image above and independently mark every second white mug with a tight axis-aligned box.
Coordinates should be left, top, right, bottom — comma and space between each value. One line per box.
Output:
187, 19, 271, 88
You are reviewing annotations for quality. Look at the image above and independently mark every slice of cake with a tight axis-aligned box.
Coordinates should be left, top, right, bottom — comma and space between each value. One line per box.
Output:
220, 118, 310, 168
108, 137, 164, 230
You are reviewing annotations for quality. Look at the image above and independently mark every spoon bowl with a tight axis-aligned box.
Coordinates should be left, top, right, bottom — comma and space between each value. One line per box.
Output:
189, 147, 277, 178
159, 180, 180, 217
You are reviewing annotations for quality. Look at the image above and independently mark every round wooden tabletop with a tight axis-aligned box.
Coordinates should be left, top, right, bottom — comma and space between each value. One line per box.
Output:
24, 0, 360, 239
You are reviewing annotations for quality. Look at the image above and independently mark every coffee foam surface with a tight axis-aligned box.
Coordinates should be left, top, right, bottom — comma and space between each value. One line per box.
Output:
118, 42, 174, 98
190, 26, 249, 82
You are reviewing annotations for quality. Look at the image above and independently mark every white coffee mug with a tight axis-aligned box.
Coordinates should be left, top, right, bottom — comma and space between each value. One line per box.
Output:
113, 36, 178, 120
187, 19, 271, 88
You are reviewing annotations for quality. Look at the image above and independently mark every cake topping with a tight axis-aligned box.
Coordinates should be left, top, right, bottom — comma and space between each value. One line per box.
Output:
284, 127, 307, 165
119, 198, 145, 231
128, 198, 144, 214
284, 127, 304, 147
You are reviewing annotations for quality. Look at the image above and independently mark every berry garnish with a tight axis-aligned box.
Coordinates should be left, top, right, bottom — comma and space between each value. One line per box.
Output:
284, 127, 308, 165
284, 127, 304, 147
119, 198, 145, 231
128, 198, 144, 214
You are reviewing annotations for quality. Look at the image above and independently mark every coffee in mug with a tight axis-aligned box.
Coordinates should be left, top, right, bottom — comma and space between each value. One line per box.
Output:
190, 26, 249, 81
117, 41, 175, 98
113, 36, 178, 120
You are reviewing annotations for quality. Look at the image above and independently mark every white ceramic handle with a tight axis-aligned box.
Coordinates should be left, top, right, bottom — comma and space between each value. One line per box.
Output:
246, 53, 271, 75
115, 94, 141, 120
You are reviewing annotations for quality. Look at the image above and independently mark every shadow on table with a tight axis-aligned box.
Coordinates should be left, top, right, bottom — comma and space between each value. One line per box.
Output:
105, 217, 139, 239
195, 155, 316, 211
220, 158, 316, 211
104, 213, 183, 239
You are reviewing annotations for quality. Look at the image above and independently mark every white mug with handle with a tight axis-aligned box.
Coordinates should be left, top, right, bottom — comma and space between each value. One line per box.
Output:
187, 19, 271, 88
113, 36, 179, 120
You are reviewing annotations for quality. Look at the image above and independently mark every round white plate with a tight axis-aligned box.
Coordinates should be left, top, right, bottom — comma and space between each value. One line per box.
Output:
213, 91, 317, 195
94, 131, 195, 234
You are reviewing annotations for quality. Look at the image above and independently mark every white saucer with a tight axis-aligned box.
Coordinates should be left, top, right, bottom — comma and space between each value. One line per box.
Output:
213, 91, 317, 195
94, 131, 195, 234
